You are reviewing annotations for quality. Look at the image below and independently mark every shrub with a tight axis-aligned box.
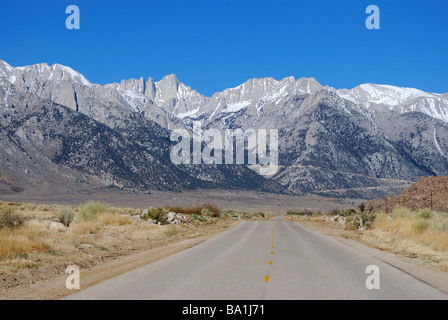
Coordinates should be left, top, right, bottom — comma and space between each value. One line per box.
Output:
0, 204, 24, 230
360, 211, 377, 229
331, 209, 341, 216
391, 206, 413, 219
78, 201, 110, 221
191, 213, 207, 222
201, 208, 215, 217
433, 213, 448, 232
142, 207, 169, 225
342, 209, 356, 217
165, 203, 221, 217
200, 203, 221, 218
57, 208, 75, 227
165, 205, 187, 214
254, 212, 265, 218
343, 211, 376, 230
345, 218, 359, 231
359, 203, 366, 213
287, 211, 305, 216
417, 208, 433, 220
165, 204, 202, 215
414, 219, 429, 233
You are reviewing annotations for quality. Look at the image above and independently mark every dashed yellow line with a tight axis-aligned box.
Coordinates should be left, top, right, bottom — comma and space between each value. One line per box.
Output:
265, 220, 275, 283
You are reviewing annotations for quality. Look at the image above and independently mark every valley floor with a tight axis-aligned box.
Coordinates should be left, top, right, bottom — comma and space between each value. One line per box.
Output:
0, 188, 361, 214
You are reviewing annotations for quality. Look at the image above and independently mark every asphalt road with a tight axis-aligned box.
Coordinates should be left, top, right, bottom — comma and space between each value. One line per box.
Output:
65, 216, 448, 300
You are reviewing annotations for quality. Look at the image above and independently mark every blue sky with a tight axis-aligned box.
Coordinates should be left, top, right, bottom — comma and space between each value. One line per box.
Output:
0, 0, 447, 96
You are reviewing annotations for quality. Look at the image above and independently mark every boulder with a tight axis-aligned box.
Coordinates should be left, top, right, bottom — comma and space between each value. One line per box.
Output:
49, 221, 66, 231
167, 212, 176, 223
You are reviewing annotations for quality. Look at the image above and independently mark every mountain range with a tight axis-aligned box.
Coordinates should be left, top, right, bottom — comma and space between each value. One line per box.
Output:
1, 59, 447, 199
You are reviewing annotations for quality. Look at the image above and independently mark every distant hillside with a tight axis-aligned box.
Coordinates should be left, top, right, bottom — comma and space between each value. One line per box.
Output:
366, 176, 448, 213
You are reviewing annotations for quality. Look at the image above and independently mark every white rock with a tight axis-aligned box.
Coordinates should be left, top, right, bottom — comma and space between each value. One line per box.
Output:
49, 221, 66, 231
167, 212, 176, 222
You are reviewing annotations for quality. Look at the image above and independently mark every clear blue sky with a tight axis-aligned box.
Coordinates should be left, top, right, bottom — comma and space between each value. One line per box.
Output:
0, 0, 447, 96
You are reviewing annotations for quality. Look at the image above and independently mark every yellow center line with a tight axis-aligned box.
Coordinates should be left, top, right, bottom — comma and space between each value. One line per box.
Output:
265, 220, 275, 284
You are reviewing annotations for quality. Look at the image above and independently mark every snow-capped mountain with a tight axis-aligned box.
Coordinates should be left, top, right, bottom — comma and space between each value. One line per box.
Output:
337, 83, 448, 123
195, 76, 327, 121
2, 59, 446, 128
1, 58, 447, 199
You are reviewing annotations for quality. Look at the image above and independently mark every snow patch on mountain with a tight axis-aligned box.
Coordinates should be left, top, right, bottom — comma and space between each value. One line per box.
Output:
55, 64, 91, 86
434, 127, 445, 157
338, 83, 448, 123
224, 101, 251, 113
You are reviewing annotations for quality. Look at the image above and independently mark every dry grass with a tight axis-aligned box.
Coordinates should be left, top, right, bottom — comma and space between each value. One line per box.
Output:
0, 224, 51, 260
0, 200, 236, 291
72, 212, 133, 233
372, 207, 448, 254
0, 201, 139, 260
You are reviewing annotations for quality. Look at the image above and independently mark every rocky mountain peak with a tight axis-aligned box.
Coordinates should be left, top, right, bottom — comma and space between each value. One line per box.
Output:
153, 74, 205, 117
295, 77, 324, 94
0, 59, 14, 77
3, 61, 91, 88
119, 77, 147, 94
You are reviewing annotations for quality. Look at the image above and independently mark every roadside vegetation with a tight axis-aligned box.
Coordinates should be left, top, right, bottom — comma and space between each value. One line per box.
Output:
0, 200, 267, 290
374, 206, 448, 253
286, 204, 448, 271
164, 202, 222, 218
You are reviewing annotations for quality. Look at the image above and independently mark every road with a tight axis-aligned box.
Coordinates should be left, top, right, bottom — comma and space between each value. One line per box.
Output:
65, 216, 448, 300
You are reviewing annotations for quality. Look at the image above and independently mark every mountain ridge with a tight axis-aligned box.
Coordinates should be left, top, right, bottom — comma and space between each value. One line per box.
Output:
1, 58, 447, 199
3, 59, 446, 122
